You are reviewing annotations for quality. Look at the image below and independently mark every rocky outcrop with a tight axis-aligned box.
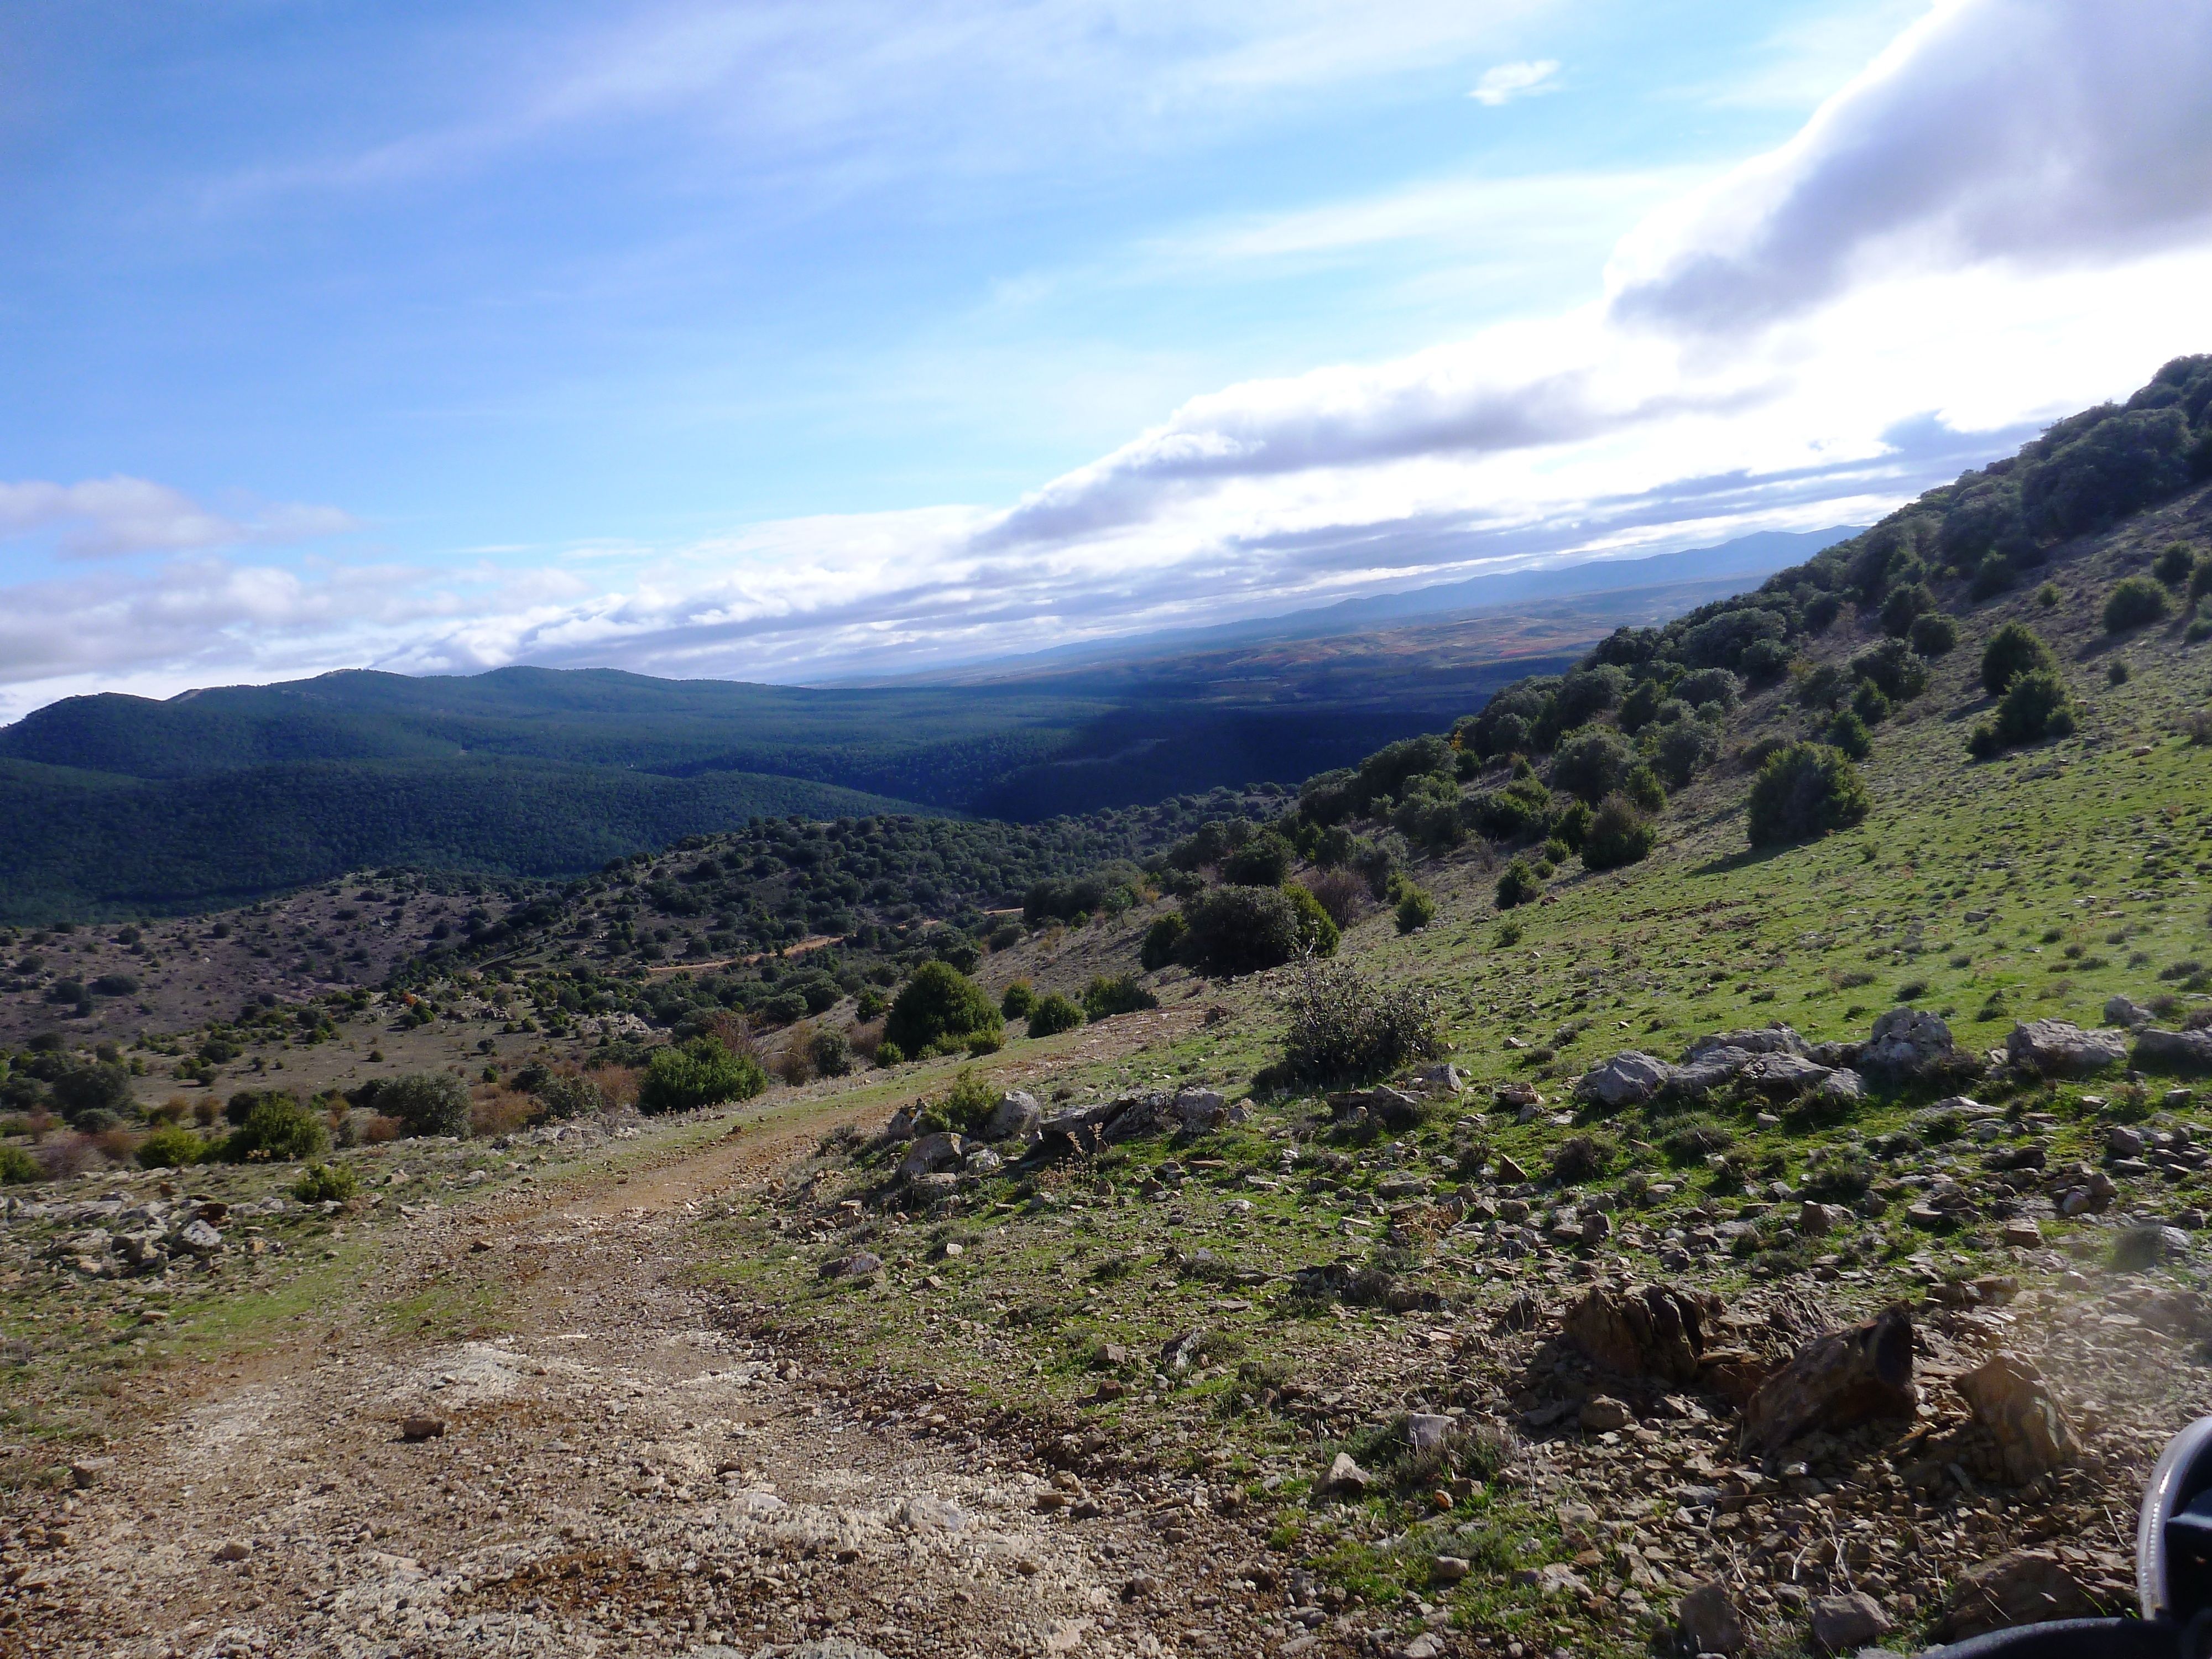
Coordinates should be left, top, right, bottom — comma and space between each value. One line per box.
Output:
897, 1133, 964, 1182
1940, 1550, 2096, 1640
1740, 1304, 1916, 1455
1573, 1052, 1673, 1109
2136, 1027, 2212, 1073
1328, 1086, 1426, 1131
1859, 1007, 1968, 1083
1955, 1353, 2078, 1485
1560, 1282, 1718, 1383
2005, 1019, 2127, 1076
982, 1091, 1040, 1141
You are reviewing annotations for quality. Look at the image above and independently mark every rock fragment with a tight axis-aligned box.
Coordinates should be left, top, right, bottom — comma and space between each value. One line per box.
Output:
1740, 1304, 1915, 1455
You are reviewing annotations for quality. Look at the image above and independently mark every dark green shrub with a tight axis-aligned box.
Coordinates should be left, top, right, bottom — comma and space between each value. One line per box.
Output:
1550, 799, 1593, 852
1496, 859, 1542, 910
1647, 715, 1719, 789
1000, 981, 1036, 1020
137, 1126, 207, 1168
1992, 669, 2075, 746
1657, 1115, 1733, 1161
89, 973, 139, 997
1879, 583, 1936, 637
292, 1162, 358, 1203
2193, 559, 2212, 603
884, 962, 1003, 1057
1551, 725, 1638, 805
1580, 795, 1655, 871
362, 1073, 473, 1138
1550, 1133, 1618, 1185
1850, 638, 1929, 702
1624, 765, 1666, 813
1908, 612, 1958, 657
1674, 667, 1743, 710
223, 1094, 328, 1162
1139, 914, 1188, 971
914, 1068, 998, 1136
1222, 831, 1294, 886
2036, 582, 2060, 608
1851, 679, 1891, 726
1746, 742, 1871, 845
807, 1028, 854, 1078
1082, 974, 1159, 1021
2155, 543, 2197, 587
1027, 994, 1083, 1038
639, 1037, 768, 1114
874, 1040, 906, 1067
1740, 638, 1794, 683
1279, 958, 1444, 1084
2105, 575, 2169, 633
1394, 885, 1437, 934
1801, 1145, 1875, 1199
0, 1145, 40, 1183
1283, 883, 1340, 956
1470, 770, 1553, 839
53, 1063, 133, 1124
1178, 885, 1304, 977
1391, 774, 1468, 851
854, 988, 888, 1021
536, 1073, 606, 1118
1982, 622, 2057, 695
1825, 708, 1872, 759
2107, 658, 2132, 686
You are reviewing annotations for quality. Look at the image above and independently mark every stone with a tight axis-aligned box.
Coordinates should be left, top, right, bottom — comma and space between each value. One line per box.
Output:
1574, 1052, 1674, 1109
2006, 1020, 2128, 1076
1397, 1636, 1445, 1659
2107, 1124, 2146, 1159
176, 1219, 223, 1256
1323, 1452, 1373, 1496
1494, 1081, 1541, 1108
1432, 1554, 1472, 1585
1684, 1025, 1809, 1062
880, 1106, 919, 1143
1579, 1396, 1631, 1432
895, 1495, 968, 1533
1815, 1068, 1865, 1106
1678, 1579, 1747, 1655
897, 1133, 964, 1182
2105, 994, 2154, 1027
400, 1415, 447, 1442
909, 1173, 959, 1202
821, 1250, 883, 1281
1580, 1211, 1612, 1245
68, 1457, 114, 1489
1740, 1304, 1916, 1455
1956, 1353, 2077, 1485
1328, 1086, 1423, 1131
1798, 1201, 1848, 1238
1859, 1006, 1965, 1083
213, 1540, 251, 1562
1940, 1550, 2095, 1640
1741, 1052, 1836, 1099
1561, 1282, 1716, 1383
1172, 1088, 1228, 1133
1406, 1413, 1453, 1454
1412, 1063, 1465, 1094
962, 1147, 1002, 1175
982, 1092, 1040, 1140
2001, 1219, 2044, 1247
2136, 1028, 2212, 1073
1810, 1591, 1893, 1652
745, 1641, 893, 1659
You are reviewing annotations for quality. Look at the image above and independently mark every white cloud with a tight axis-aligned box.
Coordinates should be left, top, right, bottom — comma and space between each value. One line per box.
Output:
0, 476, 359, 559
1469, 59, 1559, 106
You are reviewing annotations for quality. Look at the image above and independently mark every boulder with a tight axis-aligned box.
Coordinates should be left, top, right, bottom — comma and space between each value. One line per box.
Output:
400, 1415, 446, 1442
880, 1106, 919, 1143
2105, 994, 2154, 1028
1038, 1106, 1108, 1154
175, 1219, 223, 1256
2005, 1020, 2127, 1076
1683, 1026, 1808, 1063
1678, 1579, 1747, 1656
820, 1250, 884, 1281
909, 1173, 960, 1203
1494, 1081, 1541, 1108
1574, 1052, 1674, 1110
1406, 1413, 1453, 1455
896, 1495, 969, 1533
1741, 1051, 1835, 1099
1328, 1086, 1424, 1131
2106, 1124, 2146, 1159
1561, 1282, 1716, 1383
1955, 1353, 2077, 1485
1810, 1592, 1893, 1653
962, 1147, 1003, 1175
1860, 1007, 1965, 1083
1579, 1396, 1631, 1433
898, 1133, 964, 1182
1940, 1550, 2095, 1640
1322, 1452, 1373, 1497
1411, 1063, 1465, 1095
1172, 1088, 1228, 1133
982, 1091, 1040, 1141
1740, 1303, 1916, 1455
1816, 1068, 1866, 1105
2136, 1028, 2212, 1074
1101, 1092, 1167, 1142
1798, 1201, 1848, 1238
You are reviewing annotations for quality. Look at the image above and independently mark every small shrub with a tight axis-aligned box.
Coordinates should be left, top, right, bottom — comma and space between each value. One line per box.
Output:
1177, 885, 1305, 977
1549, 1133, 1618, 1185
136, 1125, 206, 1168
1000, 980, 1036, 1020
1278, 957, 1445, 1084
1801, 1146, 1875, 1199
1027, 994, 1083, 1038
2155, 542, 2197, 587
874, 1040, 906, 1067
638, 1036, 769, 1114
1283, 882, 1342, 956
1551, 725, 1639, 805
1496, 859, 1542, 910
807, 1027, 854, 1078
2036, 582, 2060, 609
1394, 885, 1437, 934
1992, 669, 2075, 746
2104, 575, 2170, 633
1908, 612, 1958, 657
1303, 867, 1368, 928
884, 962, 1003, 1056
2107, 658, 2132, 686
1746, 742, 1871, 846
1580, 794, 1655, 871
362, 1073, 473, 1138
1657, 1115, 1733, 1161
291, 1162, 358, 1203
535, 1072, 607, 1119
1082, 974, 1159, 1021
0, 1144, 40, 1183
1222, 831, 1295, 887
1825, 708, 1872, 760
914, 1068, 997, 1136
223, 1094, 328, 1162
1981, 622, 2057, 696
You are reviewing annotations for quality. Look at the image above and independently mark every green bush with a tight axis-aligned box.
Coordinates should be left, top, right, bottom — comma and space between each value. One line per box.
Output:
2105, 575, 2170, 633
1849, 638, 1929, 703
1908, 612, 1958, 657
53, 1062, 133, 1125
1495, 859, 1542, 910
1657, 1114, 1733, 1161
1580, 795, 1655, 871
1879, 582, 1936, 638
1825, 708, 1872, 760
1394, 885, 1437, 934
1981, 622, 2057, 696
2193, 560, 2212, 604
1139, 913, 1189, 971
1746, 742, 1871, 846
807, 1028, 854, 1078
1551, 725, 1639, 805
1550, 1133, 1618, 1185
874, 1040, 906, 1067
0, 1145, 41, 1183
2036, 582, 2060, 609
915, 1068, 998, 1136
1991, 669, 2075, 746
999, 981, 1036, 1020
223, 1094, 329, 1162
1282, 882, 1340, 956
363, 1073, 473, 1138
884, 962, 1003, 1057
1177, 885, 1305, 977
2155, 542, 2197, 587
638, 1036, 769, 1114
535, 1072, 606, 1118
1221, 831, 1294, 886
1082, 974, 1159, 1021
1027, 994, 1083, 1037
1279, 957, 1444, 1084
136, 1126, 207, 1168
291, 1161, 358, 1203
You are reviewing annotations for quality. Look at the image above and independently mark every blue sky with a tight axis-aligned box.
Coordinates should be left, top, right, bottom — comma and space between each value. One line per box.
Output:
2, 0, 2209, 714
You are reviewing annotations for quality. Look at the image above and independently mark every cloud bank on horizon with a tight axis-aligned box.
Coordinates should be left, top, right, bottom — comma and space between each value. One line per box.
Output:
2, 0, 2208, 718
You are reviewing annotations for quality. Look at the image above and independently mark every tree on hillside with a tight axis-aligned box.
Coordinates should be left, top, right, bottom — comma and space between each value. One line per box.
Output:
1746, 743, 1871, 847
884, 962, 1003, 1057
1980, 623, 2057, 697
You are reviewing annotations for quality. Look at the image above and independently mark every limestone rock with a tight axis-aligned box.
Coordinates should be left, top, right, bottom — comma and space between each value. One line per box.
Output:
1940, 1550, 2095, 1640
1172, 1088, 1228, 1133
897, 1133, 964, 1182
1327, 1086, 1423, 1131
1740, 1303, 1916, 1455
1798, 1201, 1848, 1238
821, 1250, 883, 1281
1678, 1579, 1747, 1655
1860, 1007, 1965, 1083
1323, 1452, 1373, 1496
1411, 1062, 1465, 1094
176, 1218, 223, 1256
2105, 994, 2154, 1028
1579, 1396, 1631, 1433
1683, 1025, 1808, 1063
400, 1416, 447, 1442
1955, 1353, 2077, 1485
1574, 1052, 1674, 1110
2006, 1019, 2127, 1076
982, 1091, 1040, 1141
880, 1106, 919, 1143
895, 1495, 968, 1533
1431, 1555, 1471, 1585
1406, 1413, 1452, 1455
1741, 1052, 1835, 1099
2136, 1027, 2212, 1073
1560, 1282, 1716, 1383
1810, 1591, 1892, 1652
